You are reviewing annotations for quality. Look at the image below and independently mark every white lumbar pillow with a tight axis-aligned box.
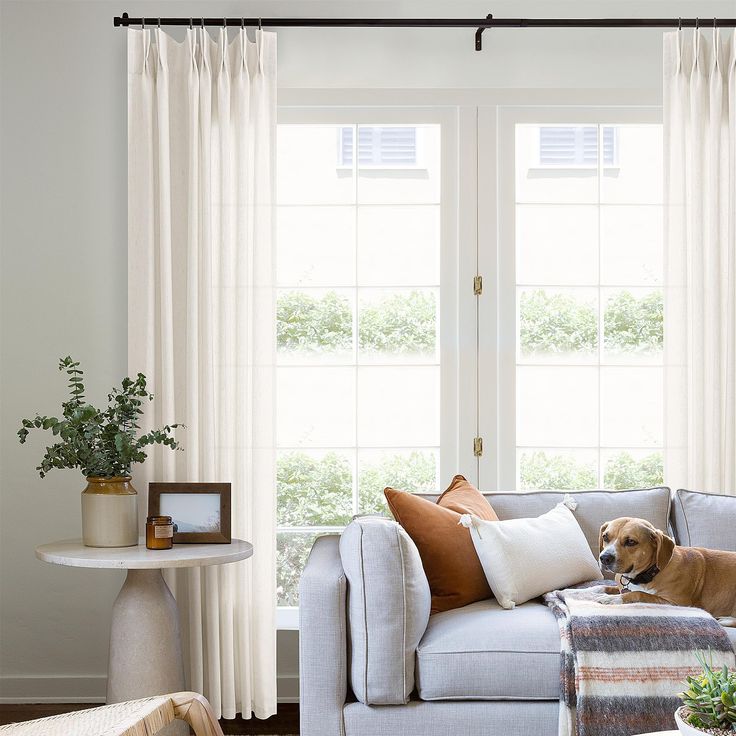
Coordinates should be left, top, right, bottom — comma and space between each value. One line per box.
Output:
460, 500, 602, 610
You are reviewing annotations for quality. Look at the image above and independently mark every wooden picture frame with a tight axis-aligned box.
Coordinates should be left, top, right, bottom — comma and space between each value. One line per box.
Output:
148, 483, 231, 544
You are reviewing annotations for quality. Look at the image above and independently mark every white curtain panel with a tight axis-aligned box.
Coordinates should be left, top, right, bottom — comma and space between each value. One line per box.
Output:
127, 27, 277, 719
663, 29, 736, 495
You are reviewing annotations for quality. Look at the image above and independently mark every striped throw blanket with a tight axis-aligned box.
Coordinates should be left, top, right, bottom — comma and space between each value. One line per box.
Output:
544, 584, 736, 736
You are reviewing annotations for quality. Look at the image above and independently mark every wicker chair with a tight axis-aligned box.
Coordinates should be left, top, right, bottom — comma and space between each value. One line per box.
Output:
0, 692, 224, 736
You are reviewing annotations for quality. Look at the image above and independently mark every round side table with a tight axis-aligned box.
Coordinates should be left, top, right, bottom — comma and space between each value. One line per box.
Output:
36, 538, 253, 704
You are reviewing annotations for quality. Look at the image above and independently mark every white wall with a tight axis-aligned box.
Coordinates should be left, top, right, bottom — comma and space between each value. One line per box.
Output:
1, 0, 733, 705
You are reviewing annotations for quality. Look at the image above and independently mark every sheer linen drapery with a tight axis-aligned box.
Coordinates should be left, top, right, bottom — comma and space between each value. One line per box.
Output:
664, 29, 736, 495
127, 27, 277, 719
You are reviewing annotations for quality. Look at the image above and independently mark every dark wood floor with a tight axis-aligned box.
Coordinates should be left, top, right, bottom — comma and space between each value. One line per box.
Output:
0, 702, 299, 734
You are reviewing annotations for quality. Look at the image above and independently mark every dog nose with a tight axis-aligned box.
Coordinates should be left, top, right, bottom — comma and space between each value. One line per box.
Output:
600, 551, 615, 566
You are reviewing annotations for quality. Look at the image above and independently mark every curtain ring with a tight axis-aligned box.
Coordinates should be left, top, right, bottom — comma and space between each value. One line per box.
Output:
695, 17, 700, 29
157, 18, 161, 28
189, 17, 193, 29
223, 17, 227, 28
677, 17, 682, 31
201, 17, 205, 28
258, 18, 262, 30
141, 16, 145, 29
713, 17, 717, 28
241, 17, 245, 29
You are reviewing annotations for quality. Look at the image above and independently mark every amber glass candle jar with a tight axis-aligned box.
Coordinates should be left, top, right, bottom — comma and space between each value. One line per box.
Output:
146, 515, 174, 550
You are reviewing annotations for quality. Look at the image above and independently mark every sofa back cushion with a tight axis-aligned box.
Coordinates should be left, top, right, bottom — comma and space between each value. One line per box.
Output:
670, 489, 736, 550
339, 516, 431, 705
416, 487, 671, 557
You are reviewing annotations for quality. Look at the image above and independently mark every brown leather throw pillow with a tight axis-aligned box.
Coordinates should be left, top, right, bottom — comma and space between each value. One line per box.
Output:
384, 475, 498, 614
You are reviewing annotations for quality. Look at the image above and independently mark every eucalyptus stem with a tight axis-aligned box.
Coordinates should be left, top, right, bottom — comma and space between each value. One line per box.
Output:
18, 356, 183, 478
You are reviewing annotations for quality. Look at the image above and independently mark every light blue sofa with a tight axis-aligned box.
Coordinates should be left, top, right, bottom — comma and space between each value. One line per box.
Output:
299, 487, 736, 736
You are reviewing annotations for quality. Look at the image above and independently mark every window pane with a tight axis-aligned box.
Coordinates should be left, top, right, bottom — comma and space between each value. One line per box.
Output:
277, 367, 355, 447
277, 531, 326, 607
277, 207, 355, 287
276, 120, 443, 608
603, 288, 663, 364
277, 125, 355, 205
517, 366, 599, 447
600, 206, 662, 286
600, 125, 663, 204
602, 449, 664, 489
514, 121, 664, 495
277, 289, 354, 365
357, 205, 440, 286
358, 125, 441, 204
277, 450, 354, 527
358, 449, 438, 514
357, 366, 439, 447
518, 449, 598, 490
518, 288, 598, 363
516, 125, 598, 203
600, 367, 663, 448
359, 288, 438, 364
516, 205, 599, 286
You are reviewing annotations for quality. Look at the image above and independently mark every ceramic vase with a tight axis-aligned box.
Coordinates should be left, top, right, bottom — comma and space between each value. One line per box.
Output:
81, 476, 138, 547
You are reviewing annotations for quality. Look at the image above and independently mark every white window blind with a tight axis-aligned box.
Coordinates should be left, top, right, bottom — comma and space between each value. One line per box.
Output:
340, 126, 418, 167
539, 126, 616, 166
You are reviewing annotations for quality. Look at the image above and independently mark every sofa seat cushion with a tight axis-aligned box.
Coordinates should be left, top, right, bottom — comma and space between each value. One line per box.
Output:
415, 599, 561, 701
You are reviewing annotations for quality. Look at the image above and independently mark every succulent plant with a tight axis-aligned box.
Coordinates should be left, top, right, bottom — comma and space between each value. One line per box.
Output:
680, 653, 736, 732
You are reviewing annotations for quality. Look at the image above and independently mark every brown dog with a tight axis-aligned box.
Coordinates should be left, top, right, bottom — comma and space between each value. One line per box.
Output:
594, 516, 736, 627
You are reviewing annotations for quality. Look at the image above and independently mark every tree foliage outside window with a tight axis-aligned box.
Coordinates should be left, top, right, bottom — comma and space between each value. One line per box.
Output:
604, 290, 663, 353
276, 290, 436, 355
277, 532, 317, 607
277, 291, 352, 353
359, 291, 436, 356
520, 451, 597, 490
520, 289, 663, 356
603, 451, 664, 489
358, 450, 437, 515
519, 291, 598, 355
277, 451, 353, 527
520, 449, 663, 490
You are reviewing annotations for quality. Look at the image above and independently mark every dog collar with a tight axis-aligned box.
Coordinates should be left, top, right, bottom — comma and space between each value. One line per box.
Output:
621, 564, 660, 588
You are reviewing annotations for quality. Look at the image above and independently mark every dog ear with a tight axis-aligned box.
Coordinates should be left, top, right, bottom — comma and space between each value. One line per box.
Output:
655, 530, 675, 570
598, 522, 609, 553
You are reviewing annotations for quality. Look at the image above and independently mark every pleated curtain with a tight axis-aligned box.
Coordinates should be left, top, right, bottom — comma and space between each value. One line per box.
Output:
127, 27, 277, 719
663, 29, 736, 495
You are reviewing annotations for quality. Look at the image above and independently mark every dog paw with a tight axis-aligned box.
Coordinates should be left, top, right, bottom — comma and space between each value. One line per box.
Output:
595, 593, 624, 605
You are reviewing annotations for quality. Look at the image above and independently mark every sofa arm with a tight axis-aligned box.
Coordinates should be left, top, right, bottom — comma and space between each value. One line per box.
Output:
339, 517, 431, 705
299, 535, 347, 736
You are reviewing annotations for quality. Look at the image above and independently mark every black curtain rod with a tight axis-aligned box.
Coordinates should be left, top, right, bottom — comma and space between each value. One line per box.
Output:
113, 13, 736, 51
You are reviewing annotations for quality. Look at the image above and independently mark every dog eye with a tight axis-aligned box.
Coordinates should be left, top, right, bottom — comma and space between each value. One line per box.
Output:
602, 534, 609, 543
624, 538, 638, 547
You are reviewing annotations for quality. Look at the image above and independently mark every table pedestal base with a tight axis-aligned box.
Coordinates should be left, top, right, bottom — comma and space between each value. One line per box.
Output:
108, 569, 188, 734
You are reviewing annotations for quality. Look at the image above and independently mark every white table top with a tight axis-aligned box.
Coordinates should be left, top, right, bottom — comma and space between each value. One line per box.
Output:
35, 538, 253, 570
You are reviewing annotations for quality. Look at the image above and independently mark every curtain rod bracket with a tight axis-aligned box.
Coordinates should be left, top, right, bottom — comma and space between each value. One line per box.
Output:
475, 14, 493, 51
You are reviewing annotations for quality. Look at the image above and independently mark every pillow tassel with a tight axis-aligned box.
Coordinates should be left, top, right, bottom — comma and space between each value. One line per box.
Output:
458, 513, 481, 538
